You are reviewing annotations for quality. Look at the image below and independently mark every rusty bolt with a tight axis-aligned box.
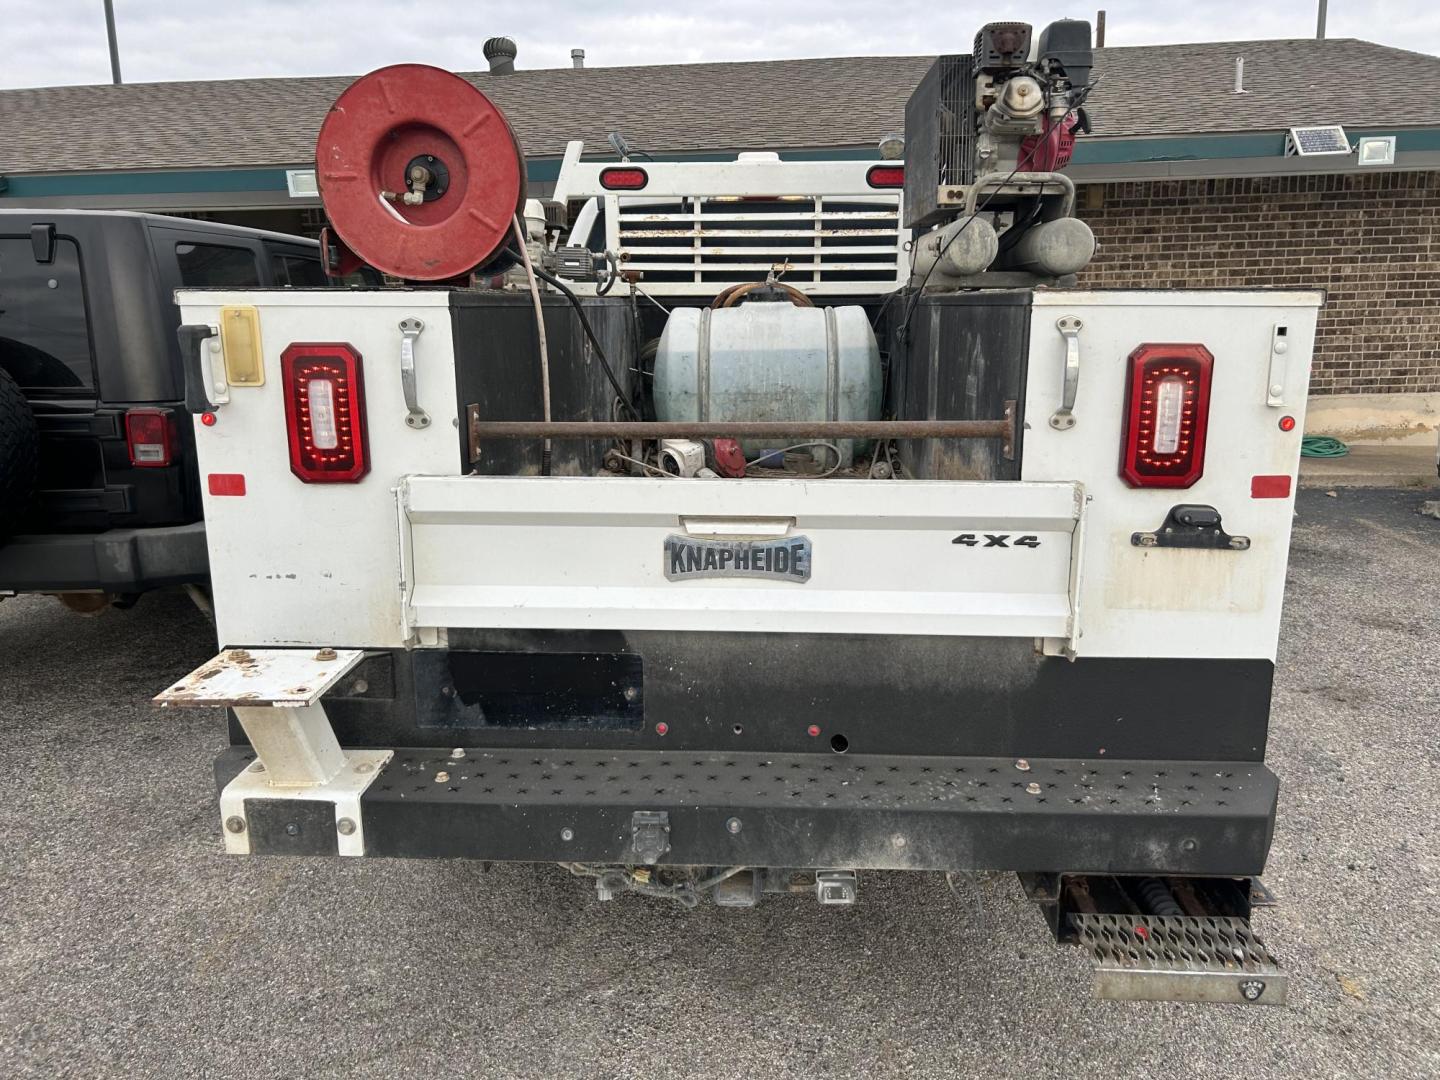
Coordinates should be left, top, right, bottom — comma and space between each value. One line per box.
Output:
450, 747, 466, 759
1026, 782, 1042, 795
892, 834, 908, 848
229, 649, 252, 661
315, 647, 338, 662
336, 818, 357, 836
1015, 758, 1031, 772
560, 827, 575, 842
726, 817, 743, 835
224, 815, 246, 834
435, 771, 450, 784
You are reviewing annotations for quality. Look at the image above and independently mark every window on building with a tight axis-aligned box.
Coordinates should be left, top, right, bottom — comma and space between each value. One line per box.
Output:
176, 242, 261, 287
0, 236, 94, 391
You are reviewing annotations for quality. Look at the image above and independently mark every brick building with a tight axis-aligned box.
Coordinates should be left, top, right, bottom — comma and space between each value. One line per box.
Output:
3, 36, 1440, 436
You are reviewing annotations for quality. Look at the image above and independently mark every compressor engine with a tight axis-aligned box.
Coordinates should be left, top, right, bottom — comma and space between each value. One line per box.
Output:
904, 19, 1096, 286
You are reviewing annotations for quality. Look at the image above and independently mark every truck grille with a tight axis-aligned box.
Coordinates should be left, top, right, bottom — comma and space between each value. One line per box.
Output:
615, 196, 904, 289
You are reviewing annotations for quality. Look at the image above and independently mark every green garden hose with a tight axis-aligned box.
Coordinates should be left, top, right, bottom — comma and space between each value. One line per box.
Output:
1301, 435, 1349, 458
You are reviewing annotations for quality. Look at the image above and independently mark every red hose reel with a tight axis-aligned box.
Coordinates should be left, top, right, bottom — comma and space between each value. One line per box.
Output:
315, 64, 526, 281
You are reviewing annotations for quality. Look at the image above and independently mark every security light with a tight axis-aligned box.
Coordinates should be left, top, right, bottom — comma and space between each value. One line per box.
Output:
1356, 135, 1396, 167
285, 169, 319, 198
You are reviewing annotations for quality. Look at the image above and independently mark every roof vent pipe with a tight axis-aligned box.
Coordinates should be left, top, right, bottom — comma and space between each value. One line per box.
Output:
484, 36, 517, 75
571, 48, 585, 69
1233, 56, 1248, 94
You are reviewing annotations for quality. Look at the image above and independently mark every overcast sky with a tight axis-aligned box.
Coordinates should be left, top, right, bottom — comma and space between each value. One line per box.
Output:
2, 1, 1437, 89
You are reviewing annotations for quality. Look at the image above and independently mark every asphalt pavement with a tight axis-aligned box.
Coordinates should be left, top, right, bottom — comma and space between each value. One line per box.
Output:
1, 487, 1438, 1079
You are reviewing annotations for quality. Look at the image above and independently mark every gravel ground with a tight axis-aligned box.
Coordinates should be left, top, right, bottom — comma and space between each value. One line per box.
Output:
1, 487, 1438, 1079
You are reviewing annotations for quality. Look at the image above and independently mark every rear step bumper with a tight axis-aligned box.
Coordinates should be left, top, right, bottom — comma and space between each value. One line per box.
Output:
0, 521, 207, 592
214, 745, 1277, 873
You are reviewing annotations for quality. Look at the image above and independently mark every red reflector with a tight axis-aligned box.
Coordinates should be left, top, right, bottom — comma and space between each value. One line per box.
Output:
599, 167, 648, 190
1251, 474, 1292, 499
208, 473, 247, 496
1278, 415, 1296, 432
200, 411, 218, 427
1120, 343, 1214, 489
866, 164, 905, 189
124, 407, 173, 467
281, 343, 369, 483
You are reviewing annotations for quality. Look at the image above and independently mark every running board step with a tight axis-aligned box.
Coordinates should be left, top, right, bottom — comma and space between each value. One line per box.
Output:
1074, 913, 1287, 1005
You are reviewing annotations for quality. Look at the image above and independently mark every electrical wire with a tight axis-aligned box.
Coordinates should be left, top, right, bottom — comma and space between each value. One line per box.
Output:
512, 214, 552, 475
608, 449, 678, 478
744, 441, 844, 479
531, 266, 641, 421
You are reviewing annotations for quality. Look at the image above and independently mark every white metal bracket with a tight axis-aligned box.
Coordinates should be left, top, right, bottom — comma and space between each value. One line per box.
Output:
1265, 324, 1289, 407
155, 647, 389, 856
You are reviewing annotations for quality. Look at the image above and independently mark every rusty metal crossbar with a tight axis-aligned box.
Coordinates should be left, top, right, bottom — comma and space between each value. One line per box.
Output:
466, 404, 1017, 464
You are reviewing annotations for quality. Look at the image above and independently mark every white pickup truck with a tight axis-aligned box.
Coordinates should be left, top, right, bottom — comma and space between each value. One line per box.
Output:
157, 21, 1316, 1005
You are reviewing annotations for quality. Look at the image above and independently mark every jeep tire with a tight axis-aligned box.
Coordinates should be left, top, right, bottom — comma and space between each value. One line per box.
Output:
0, 366, 39, 536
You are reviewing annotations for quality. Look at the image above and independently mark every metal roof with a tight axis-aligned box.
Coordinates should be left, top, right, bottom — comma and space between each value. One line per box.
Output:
2, 37, 1438, 175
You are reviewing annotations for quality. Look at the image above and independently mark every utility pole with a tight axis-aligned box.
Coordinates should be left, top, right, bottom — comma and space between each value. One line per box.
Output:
1316, 0, 1327, 39
104, 0, 122, 84
1095, 10, 1106, 48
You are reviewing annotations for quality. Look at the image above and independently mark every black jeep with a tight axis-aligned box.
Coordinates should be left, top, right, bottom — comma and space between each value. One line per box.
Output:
0, 210, 350, 610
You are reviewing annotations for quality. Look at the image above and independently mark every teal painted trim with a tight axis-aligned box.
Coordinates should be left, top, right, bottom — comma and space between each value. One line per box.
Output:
1, 168, 292, 198
3, 130, 1436, 200
1072, 128, 1440, 165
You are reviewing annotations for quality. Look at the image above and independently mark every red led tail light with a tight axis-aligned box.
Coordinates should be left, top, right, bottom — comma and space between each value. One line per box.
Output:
281, 343, 369, 483
866, 165, 905, 188
1120, 343, 1214, 489
599, 167, 648, 190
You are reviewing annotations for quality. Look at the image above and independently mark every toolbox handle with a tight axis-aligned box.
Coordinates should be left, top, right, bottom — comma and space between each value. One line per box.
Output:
178, 323, 219, 414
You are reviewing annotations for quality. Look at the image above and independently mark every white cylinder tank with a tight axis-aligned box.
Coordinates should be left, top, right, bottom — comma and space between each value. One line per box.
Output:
652, 303, 882, 467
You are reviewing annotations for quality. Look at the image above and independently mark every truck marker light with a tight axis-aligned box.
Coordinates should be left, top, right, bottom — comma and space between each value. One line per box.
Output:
124, 408, 173, 467
200, 411, 218, 427
1278, 415, 1296, 432
207, 473, 247, 496
599, 167, 648, 190
866, 164, 905, 189
281, 343, 370, 483
655, 722, 669, 736
1120, 343, 1214, 489
1251, 475, 1292, 499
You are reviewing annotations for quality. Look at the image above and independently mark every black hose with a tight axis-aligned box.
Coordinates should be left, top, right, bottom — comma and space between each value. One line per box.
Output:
532, 267, 640, 421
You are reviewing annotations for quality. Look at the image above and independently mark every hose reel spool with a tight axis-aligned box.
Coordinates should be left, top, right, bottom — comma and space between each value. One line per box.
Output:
315, 64, 527, 282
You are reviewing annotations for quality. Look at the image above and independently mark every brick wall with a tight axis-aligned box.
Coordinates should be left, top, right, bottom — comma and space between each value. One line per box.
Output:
1078, 171, 1440, 396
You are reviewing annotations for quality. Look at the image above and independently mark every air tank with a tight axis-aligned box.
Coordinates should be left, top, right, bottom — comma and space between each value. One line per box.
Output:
653, 303, 882, 467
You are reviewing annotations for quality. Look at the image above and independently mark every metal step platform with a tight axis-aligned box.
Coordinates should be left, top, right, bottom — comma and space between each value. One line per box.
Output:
212, 744, 1278, 874
1074, 913, 1287, 1005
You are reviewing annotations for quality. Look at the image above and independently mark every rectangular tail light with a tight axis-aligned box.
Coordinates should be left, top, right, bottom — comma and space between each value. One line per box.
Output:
1120, 343, 1214, 489
281, 343, 369, 483
124, 407, 173, 467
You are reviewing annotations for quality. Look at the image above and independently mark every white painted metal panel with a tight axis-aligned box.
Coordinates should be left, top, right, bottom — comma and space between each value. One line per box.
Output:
401, 476, 1082, 638
176, 289, 461, 649
1023, 290, 1323, 661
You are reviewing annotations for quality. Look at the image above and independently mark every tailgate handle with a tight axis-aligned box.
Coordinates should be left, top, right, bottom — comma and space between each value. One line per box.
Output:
399, 317, 431, 430
1049, 316, 1082, 431
178, 323, 218, 414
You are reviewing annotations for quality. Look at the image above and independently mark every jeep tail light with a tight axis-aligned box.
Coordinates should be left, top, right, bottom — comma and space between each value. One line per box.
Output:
281, 343, 369, 483
1120, 343, 1214, 489
599, 167, 648, 190
866, 165, 905, 189
125, 407, 173, 467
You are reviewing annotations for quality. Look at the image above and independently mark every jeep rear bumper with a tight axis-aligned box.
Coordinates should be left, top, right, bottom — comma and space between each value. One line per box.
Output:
214, 744, 1277, 873
0, 521, 207, 593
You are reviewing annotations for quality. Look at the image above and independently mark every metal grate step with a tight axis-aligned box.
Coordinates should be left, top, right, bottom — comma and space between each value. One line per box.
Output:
1074, 913, 1287, 1005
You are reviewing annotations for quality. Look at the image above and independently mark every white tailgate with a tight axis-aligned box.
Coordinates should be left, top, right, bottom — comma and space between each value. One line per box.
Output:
400, 476, 1084, 638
